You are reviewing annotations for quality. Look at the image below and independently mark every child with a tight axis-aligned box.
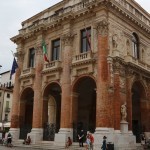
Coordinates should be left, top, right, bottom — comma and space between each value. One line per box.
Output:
85, 134, 91, 150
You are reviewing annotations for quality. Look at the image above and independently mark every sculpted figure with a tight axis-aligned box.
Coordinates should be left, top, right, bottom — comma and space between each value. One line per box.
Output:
121, 102, 127, 121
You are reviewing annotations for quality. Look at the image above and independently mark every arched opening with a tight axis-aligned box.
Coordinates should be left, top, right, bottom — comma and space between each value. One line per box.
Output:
132, 33, 139, 59
43, 82, 61, 141
19, 87, 34, 139
132, 81, 146, 143
72, 76, 96, 141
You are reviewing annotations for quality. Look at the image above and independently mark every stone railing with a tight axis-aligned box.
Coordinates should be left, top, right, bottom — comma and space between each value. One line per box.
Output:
43, 60, 61, 70
20, 68, 35, 77
72, 51, 92, 63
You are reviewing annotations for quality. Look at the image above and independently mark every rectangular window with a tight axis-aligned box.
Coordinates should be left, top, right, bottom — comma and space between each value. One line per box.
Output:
6, 101, 9, 108
51, 39, 60, 61
29, 48, 35, 67
7, 93, 10, 98
81, 27, 91, 53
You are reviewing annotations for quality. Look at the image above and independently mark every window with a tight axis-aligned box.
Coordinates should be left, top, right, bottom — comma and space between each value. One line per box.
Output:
81, 27, 91, 53
7, 93, 10, 98
6, 101, 9, 108
0, 92, 1, 97
4, 114, 8, 121
52, 39, 60, 61
29, 48, 35, 67
132, 33, 139, 59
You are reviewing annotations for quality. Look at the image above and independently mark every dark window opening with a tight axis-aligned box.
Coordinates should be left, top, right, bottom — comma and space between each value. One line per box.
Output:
29, 48, 35, 68
81, 27, 91, 53
51, 39, 60, 61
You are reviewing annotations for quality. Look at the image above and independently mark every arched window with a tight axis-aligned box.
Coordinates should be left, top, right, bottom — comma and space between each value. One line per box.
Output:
132, 33, 139, 59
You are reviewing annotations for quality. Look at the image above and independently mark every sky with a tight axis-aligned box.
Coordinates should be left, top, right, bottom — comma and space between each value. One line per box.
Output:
0, 0, 149, 73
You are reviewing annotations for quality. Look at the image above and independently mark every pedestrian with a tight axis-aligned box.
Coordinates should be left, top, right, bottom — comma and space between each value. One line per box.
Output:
78, 130, 84, 147
7, 132, 12, 147
89, 132, 94, 150
101, 136, 107, 150
65, 137, 72, 148
85, 134, 91, 150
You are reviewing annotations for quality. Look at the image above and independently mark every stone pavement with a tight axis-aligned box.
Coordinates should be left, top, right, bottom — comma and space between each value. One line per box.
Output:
0, 145, 85, 150
0, 145, 41, 150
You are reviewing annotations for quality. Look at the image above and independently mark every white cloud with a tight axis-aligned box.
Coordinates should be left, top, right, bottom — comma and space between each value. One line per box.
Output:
0, 0, 149, 73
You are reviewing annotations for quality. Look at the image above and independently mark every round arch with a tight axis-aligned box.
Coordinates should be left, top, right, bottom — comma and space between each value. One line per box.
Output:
19, 87, 34, 140
72, 75, 96, 141
131, 80, 147, 143
42, 82, 61, 141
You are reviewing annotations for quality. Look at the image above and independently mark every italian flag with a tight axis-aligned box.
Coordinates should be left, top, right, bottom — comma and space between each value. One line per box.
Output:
42, 41, 49, 63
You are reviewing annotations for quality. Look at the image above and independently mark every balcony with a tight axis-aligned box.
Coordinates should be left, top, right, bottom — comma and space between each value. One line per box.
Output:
72, 51, 95, 76
72, 51, 94, 65
43, 61, 61, 72
20, 68, 35, 79
5, 107, 10, 113
125, 55, 150, 72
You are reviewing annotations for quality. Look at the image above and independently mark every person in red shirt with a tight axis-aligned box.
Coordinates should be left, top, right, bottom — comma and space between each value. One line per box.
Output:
89, 132, 94, 150
65, 137, 72, 148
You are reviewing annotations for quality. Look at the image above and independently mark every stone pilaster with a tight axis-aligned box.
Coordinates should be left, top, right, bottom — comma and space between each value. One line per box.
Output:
55, 33, 74, 146
10, 45, 24, 140
32, 44, 43, 128
29, 41, 44, 143
126, 69, 133, 131
60, 33, 74, 129
95, 19, 111, 130
113, 62, 121, 131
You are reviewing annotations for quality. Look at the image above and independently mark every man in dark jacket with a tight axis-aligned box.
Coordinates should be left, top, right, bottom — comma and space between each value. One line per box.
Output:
78, 130, 84, 147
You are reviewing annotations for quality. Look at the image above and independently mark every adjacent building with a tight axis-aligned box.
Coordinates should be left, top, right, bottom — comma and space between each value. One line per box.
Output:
10, 0, 150, 149
0, 71, 14, 129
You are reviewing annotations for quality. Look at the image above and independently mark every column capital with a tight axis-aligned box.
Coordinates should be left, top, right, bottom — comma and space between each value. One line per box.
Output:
61, 33, 74, 46
15, 51, 24, 62
95, 19, 109, 36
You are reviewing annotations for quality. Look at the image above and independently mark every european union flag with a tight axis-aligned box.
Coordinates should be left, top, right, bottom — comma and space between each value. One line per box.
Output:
10, 58, 18, 80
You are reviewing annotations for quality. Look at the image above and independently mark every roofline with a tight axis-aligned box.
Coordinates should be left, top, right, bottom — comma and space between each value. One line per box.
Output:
21, 0, 63, 25
0, 70, 10, 75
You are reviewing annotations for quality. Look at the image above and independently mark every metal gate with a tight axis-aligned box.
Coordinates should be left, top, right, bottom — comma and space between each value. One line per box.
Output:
19, 125, 32, 139
43, 123, 56, 141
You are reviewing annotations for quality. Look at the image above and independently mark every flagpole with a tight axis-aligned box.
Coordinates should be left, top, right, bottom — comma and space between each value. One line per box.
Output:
10, 50, 15, 58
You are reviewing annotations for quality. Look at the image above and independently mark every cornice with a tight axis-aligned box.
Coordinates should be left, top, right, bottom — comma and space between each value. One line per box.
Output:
20, 74, 35, 80
11, 0, 150, 43
112, 56, 150, 79
41, 67, 62, 75
109, 0, 150, 37
72, 58, 96, 67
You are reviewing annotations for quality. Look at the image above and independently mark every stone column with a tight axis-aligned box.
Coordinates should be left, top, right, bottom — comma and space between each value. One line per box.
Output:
55, 33, 74, 146
28, 38, 44, 144
95, 19, 111, 134
10, 45, 24, 140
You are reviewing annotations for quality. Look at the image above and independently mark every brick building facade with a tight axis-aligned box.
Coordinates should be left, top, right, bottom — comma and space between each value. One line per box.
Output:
10, 0, 150, 149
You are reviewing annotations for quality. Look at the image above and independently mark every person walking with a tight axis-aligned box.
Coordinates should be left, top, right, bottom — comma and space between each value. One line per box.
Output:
78, 130, 84, 147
